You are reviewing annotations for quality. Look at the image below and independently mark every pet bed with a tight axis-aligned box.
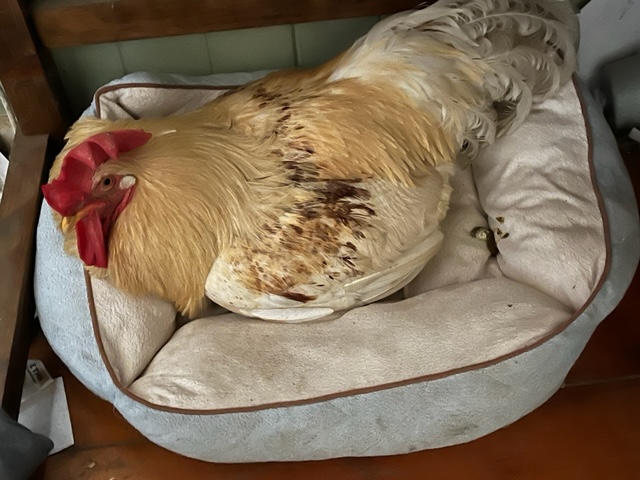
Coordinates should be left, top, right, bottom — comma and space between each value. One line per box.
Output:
34, 71, 640, 462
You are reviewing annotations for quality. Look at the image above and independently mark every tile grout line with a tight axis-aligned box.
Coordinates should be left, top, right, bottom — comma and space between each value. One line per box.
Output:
204, 33, 216, 74
115, 41, 127, 75
290, 24, 300, 67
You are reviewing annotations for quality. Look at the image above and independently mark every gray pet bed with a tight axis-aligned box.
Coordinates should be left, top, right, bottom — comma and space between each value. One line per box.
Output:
35, 71, 639, 462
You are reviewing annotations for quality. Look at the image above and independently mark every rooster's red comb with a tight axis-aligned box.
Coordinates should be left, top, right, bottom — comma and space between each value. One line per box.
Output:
42, 129, 152, 216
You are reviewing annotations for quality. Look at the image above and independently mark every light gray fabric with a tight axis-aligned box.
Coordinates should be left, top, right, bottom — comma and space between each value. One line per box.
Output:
35, 207, 115, 403
472, 86, 607, 310
130, 279, 571, 410
83, 71, 273, 119
91, 276, 176, 387
34, 73, 639, 462
115, 312, 598, 462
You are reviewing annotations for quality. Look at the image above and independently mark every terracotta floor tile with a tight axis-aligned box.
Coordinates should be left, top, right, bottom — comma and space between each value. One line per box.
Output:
61, 375, 146, 447
618, 137, 640, 201
565, 265, 640, 386
35, 380, 640, 480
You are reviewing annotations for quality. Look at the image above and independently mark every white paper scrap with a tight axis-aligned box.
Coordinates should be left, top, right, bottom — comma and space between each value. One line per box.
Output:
18, 361, 75, 455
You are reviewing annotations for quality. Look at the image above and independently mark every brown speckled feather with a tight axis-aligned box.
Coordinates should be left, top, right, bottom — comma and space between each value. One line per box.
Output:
200, 75, 455, 321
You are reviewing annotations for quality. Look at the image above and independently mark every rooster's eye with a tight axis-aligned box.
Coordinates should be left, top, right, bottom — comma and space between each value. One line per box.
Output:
100, 176, 114, 190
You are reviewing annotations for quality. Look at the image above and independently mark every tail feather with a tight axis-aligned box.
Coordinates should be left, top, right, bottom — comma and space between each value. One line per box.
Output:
329, 0, 579, 157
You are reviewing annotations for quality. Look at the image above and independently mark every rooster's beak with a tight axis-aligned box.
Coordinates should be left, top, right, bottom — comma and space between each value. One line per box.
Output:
60, 203, 103, 233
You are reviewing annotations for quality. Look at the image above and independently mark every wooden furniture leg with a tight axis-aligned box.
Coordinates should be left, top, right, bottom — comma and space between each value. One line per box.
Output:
0, 0, 67, 419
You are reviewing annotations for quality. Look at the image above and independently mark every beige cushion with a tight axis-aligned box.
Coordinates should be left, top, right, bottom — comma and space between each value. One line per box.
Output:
78, 80, 607, 411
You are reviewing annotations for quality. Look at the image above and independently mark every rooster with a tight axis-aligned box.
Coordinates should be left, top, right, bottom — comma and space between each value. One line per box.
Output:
42, 0, 579, 322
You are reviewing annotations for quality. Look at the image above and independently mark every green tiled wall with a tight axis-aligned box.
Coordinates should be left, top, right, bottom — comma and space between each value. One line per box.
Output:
294, 17, 379, 68
51, 16, 382, 115
53, 43, 125, 112
206, 25, 295, 73
119, 34, 212, 76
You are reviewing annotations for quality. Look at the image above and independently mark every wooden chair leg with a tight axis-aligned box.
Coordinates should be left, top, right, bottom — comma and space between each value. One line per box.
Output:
0, 130, 53, 419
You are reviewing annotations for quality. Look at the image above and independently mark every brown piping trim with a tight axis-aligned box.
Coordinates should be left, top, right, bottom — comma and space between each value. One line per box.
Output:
84, 75, 613, 415
85, 271, 125, 386
86, 271, 182, 387
94, 83, 236, 117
